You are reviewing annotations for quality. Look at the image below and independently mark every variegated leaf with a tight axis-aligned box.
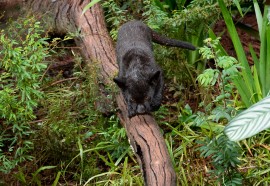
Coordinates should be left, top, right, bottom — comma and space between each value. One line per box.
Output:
224, 96, 270, 141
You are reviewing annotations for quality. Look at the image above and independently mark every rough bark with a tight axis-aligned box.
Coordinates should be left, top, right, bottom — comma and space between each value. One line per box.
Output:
0, 1, 176, 185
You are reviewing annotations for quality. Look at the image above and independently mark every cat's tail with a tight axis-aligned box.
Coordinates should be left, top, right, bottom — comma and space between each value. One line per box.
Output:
151, 30, 197, 50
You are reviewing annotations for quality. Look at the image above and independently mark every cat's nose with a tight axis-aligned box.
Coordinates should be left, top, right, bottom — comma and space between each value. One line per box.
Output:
137, 104, 146, 114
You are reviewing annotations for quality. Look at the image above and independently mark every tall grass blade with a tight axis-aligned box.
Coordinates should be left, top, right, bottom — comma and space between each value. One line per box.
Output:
233, 0, 243, 16
64, 144, 114, 177
187, 24, 204, 68
265, 8, 270, 96
233, 76, 252, 107
78, 139, 84, 185
249, 44, 259, 70
114, 148, 129, 166
82, 0, 102, 15
31, 166, 57, 185
258, 5, 270, 97
248, 44, 262, 100
253, 0, 263, 38
14, 167, 26, 184
259, 6, 267, 96
218, 0, 254, 107
52, 171, 61, 186
225, 96, 270, 141
84, 172, 120, 186
252, 65, 263, 101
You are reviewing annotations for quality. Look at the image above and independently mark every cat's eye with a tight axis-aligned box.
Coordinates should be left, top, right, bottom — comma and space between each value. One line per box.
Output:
145, 96, 149, 100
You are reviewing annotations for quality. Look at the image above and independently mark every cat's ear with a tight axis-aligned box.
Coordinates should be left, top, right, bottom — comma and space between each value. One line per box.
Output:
149, 70, 160, 84
113, 77, 126, 89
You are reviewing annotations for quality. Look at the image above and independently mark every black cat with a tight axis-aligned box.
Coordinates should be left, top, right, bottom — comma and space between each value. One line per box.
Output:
114, 20, 196, 118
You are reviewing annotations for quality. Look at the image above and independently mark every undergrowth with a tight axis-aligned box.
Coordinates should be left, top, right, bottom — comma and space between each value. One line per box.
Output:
0, 17, 49, 174
0, 15, 133, 185
1, 1, 270, 185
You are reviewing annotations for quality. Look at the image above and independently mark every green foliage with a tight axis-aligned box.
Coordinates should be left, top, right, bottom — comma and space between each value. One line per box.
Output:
218, 0, 270, 107
142, 1, 223, 105
166, 0, 221, 71
148, 0, 220, 28
85, 156, 143, 185
188, 37, 244, 185
99, 115, 129, 159
143, 0, 169, 30
197, 135, 242, 185
241, 131, 270, 185
0, 17, 49, 173
197, 37, 239, 122
25, 50, 129, 183
198, 37, 241, 107
102, 0, 157, 39
198, 38, 241, 88
3, 1, 269, 185
159, 114, 202, 185
59, 115, 133, 184
152, 0, 177, 13
37, 65, 101, 157
102, 0, 131, 40
31, 61, 105, 181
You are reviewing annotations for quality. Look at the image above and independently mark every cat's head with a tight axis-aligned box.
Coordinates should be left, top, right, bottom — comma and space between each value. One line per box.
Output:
114, 70, 161, 118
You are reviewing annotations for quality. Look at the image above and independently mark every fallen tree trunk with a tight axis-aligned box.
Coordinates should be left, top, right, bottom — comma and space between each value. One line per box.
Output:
1, 0, 177, 185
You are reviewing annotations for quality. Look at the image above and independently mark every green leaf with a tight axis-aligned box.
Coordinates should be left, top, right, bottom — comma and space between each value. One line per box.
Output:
52, 171, 61, 186
31, 166, 57, 182
249, 44, 259, 70
217, 56, 237, 69
232, 0, 243, 16
209, 29, 228, 57
82, 0, 102, 15
253, 0, 263, 38
259, 5, 269, 97
265, 11, 270, 96
252, 65, 262, 101
225, 95, 270, 141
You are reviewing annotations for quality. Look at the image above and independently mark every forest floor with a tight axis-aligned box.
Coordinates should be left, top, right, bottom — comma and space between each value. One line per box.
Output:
214, 12, 260, 65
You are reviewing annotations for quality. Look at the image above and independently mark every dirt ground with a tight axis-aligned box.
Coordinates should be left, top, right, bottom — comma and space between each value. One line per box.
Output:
214, 12, 260, 64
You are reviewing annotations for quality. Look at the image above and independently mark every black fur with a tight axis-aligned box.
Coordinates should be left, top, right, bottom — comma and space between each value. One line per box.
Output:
114, 20, 196, 118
